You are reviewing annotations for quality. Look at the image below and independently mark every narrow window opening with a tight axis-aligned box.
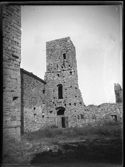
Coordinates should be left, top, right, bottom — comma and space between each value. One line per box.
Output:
43, 90, 45, 94
74, 103, 76, 106
63, 53, 66, 59
57, 84, 63, 99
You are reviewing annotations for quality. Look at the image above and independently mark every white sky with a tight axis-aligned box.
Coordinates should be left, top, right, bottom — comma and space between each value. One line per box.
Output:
21, 5, 122, 105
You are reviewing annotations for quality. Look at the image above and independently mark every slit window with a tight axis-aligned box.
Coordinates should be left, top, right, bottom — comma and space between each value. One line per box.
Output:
57, 84, 63, 99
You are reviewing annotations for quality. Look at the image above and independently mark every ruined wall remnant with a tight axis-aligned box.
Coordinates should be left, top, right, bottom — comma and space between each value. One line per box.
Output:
2, 5, 21, 139
86, 103, 122, 123
21, 69, 46, 133
114, 83, 123, 103
44, 37, 86, 128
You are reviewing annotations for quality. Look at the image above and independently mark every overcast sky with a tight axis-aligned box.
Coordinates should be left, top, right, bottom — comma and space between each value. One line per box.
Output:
21, 5, 122, 105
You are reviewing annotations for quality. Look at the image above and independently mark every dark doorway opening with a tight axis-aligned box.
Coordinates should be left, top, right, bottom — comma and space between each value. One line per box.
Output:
56, 107, 68, 128
62, 117, 66, 128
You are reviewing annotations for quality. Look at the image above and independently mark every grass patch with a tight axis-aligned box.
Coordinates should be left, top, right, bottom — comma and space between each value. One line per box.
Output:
23, 121, 122, 142
2, 120, 123, 165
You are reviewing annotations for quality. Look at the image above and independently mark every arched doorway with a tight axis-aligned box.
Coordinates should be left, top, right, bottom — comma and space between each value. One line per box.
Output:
56, 107, 68, 128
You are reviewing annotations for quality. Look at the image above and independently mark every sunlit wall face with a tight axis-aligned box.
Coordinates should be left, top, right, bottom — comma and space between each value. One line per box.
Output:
21, 5, 122, 105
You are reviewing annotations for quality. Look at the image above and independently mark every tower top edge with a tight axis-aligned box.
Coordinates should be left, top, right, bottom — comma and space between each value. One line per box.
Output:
46, 36, 72, 45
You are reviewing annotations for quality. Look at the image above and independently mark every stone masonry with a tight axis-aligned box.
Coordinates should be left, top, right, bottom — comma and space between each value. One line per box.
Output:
2, 5, 21, 139
20, 69, 46, 133
86, 103, 122, 123
2, 4, 122, 138
44, 37, 86, 128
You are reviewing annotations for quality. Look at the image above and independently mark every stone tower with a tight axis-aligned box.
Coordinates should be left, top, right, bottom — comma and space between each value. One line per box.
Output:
2, 5, 21, 139
44, 37, 86, 128
114, 83, 123, 103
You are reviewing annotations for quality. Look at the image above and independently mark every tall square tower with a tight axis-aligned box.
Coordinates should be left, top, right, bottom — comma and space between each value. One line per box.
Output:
44, 37, 85, 127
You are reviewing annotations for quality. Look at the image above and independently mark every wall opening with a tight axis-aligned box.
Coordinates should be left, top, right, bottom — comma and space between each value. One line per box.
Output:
63, 53, 66, 59
111, 115, 117, 121
56, 107, 68, 128
56, 107, 65, 115
13, 96, 18, 101
57, 84, 63, 99
62, 117, 66, 128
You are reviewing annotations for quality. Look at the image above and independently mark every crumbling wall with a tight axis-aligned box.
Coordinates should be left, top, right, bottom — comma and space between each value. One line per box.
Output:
21, 69, 46, 132
2, 5, 21, 139
44, 37, 86, 128
86, 103, 122, 123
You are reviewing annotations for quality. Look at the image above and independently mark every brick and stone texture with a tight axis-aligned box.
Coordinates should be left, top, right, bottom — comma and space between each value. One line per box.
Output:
44, 37, 86, 128
21, 69, 46, 133
85, 103, 122, 123
2, 5, 21, 139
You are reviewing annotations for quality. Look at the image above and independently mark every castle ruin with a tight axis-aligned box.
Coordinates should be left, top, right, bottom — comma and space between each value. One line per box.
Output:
2, 5, 123, 139
44, 37, 86, 128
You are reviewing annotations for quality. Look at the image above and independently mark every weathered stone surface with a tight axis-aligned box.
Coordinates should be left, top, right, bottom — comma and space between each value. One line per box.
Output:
2, 5, 21, 139
44, 37, 86, 128
86, 103, 122, 123
21, 69, 46, 133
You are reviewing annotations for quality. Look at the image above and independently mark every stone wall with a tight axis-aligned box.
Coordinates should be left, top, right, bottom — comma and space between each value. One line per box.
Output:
44, 37, 86, 128
85, 103, 122, 123
21, 69, 46, 133
2, 5, 21, 139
